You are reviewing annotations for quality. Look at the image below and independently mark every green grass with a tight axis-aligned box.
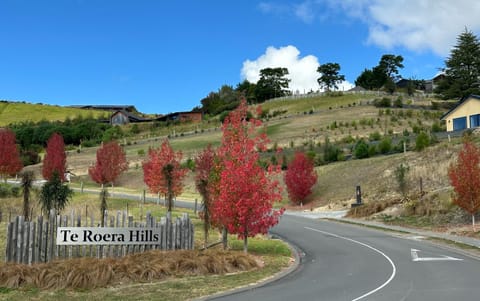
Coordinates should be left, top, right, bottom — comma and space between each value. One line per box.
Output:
0, 101, 107, 126
261, 94, 373, 114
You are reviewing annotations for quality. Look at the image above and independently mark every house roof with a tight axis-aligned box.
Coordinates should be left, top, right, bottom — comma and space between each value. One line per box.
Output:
69, 105, 137, 111
440, 94, 480, 120
112, 110, 149, 122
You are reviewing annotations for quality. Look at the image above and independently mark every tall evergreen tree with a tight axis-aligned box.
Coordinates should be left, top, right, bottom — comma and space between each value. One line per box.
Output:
435, 29, 480, 99
317, 62, 345, 92
255, 67, 291, 102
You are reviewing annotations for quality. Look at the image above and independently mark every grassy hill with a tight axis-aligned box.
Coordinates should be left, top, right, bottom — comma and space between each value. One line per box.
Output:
0, 100, 107, 126
11, 92, 466, 216
43, 92, 457, 205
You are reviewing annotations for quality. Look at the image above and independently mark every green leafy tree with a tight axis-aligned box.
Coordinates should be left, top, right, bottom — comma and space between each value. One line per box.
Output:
355, 54, 404, 90
317, 62, 345, 92
395, 163, 410, 198
415, 132, 430, 151
354, 139, 370, 159
39, 171, 73, 215
435, 29, 480, 99
377, 54, 404, 81
255, 67, 291, 102
236, 80, 257, 104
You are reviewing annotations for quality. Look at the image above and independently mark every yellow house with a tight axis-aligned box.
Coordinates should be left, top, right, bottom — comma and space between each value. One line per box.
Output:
441, 95, 480, 132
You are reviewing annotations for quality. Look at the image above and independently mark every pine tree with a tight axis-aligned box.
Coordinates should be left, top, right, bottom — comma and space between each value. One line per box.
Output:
435, 29, 480, 99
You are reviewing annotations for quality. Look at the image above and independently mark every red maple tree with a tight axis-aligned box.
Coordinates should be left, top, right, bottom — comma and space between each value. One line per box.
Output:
284, 151, 318, 205
42, 132, 66, 181
194, 144, 217, 247
212, 99, 284, 253
448, 140, 480, 230
0, 129, 23, 180
88, 141, 128, 187
143, 139, 187, 211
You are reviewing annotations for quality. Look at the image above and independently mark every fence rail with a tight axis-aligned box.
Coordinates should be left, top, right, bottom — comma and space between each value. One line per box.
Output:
5, 210, 194, 265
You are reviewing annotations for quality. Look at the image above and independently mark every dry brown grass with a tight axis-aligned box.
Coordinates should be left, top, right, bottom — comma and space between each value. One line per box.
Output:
0, 249, 259, 290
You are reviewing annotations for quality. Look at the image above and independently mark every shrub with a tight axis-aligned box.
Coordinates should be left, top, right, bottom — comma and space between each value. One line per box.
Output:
373, 97, 392, 108
369, 131, 382, 141
378, 136, 392, 154
395, 163, 410, 197
394, 96, 403, 108
415, 132, 430, 151
354, 139, 369, 159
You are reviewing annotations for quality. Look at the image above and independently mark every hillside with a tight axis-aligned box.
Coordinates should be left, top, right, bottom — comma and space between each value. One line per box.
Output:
0, 100, 107, 126
22, 92, 458, 207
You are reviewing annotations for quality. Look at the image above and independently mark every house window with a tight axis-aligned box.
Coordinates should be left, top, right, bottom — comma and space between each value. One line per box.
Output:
453, 117, 467, 131
470, 114, 480, 128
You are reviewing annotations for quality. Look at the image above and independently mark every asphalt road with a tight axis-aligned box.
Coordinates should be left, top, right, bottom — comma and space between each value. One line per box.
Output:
210, 215, 480, 301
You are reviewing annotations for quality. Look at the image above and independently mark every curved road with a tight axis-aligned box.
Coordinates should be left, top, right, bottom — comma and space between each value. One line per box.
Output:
210, 214, 480, 301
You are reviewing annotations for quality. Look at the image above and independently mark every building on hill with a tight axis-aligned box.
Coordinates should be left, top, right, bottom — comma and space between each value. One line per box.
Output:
110, 110, 149, 125
155, 111, 202, 123
441, 94, 480, 132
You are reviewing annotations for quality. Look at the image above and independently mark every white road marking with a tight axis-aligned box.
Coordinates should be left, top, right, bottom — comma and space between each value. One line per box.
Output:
304, 226, 397, 301
410, 248, 463, 262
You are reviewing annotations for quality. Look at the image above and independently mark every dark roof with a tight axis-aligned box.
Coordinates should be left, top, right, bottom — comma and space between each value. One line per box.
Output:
112, 110, 149, 122
69, 105, 136, 111
440, 94, 480, 120
154, 111, 202, 122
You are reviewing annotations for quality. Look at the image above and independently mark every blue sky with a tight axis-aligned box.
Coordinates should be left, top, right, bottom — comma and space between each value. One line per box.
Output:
1, 0, 480, 114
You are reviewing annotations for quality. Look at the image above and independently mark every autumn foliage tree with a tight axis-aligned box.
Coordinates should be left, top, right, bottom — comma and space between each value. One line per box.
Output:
284, 152, 318, 205
448, 140, 480, 230
212, 99, 284, 253
195, 144, 217, 247
42, 133, 66, 181
0, 129, 23, 181
143, 139, 187, 212
88, 141, 129, 187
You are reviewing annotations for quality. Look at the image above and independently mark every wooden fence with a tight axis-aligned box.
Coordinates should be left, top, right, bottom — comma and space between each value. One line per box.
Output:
5, 210, 194, 265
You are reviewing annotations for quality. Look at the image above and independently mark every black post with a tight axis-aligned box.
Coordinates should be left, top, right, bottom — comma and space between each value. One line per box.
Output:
356, 185, 362, 205
352, 185, 363, 208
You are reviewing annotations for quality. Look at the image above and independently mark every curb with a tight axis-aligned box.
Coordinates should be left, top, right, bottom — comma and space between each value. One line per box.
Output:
194, 234, 302, 301
327, 218, 480, 259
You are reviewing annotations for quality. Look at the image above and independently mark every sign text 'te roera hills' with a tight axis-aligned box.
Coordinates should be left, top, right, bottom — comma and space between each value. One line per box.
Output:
56, 227, 163, 245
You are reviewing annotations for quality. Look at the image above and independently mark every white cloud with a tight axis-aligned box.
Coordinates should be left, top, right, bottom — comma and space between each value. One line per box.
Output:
329, 0, 480, 56
241, 45, 354, 93
260, 0, 480, 56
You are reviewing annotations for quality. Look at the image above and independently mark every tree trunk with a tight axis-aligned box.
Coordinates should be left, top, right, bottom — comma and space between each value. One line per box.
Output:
222, 227, 228, 250
473, 214, 476, 232
243, 235, 248, 254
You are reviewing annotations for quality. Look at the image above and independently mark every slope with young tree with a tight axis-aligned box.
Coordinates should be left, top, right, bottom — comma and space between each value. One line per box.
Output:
435, 29, 480, 99
0, 129, 23, 181
42, 132, 67, 181
143, 139, 187, 212
317, 62, 345, 92
194, 145, 217, 248
284, 152, 318, 205
448, 140, 480, 230
212, 99, 284, 253
88, 141, 128, 187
